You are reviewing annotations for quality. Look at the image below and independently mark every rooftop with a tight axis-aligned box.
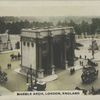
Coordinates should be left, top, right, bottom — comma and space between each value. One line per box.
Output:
22, 26, 74, 33
21, 27, 74, 38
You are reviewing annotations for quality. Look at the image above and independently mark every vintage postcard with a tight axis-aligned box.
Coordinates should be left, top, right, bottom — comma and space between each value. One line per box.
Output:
0, 0, 100, 98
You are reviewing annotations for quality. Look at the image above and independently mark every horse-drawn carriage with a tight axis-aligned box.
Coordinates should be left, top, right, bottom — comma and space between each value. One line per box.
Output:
10, 52, 21, 61
90, 88, 100, 95
81, 66, 98, 84
0, 71, 8, 84
87, 59, 98, 67
75, 86, 100, 95
27, 81, 46, 91
75, 87, 87, 95
70, 68, 75, 75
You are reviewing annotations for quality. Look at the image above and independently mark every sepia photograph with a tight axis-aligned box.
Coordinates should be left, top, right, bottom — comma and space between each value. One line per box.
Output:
0, 0, 100, 97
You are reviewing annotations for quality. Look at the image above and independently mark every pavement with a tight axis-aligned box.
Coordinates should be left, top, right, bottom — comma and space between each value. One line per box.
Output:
0, 85, 12, 96
0, 49, 20, 54
69, 38, 100, 71
15, 68, 58, 83
46, 38, 100, 91
1, 37, 100, 92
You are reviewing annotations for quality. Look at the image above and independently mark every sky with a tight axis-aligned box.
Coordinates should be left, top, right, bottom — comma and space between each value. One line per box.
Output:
0, 1, 100, 16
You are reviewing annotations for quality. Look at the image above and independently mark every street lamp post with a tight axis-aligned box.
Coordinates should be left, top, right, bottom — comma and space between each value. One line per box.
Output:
26, 72, 29, 83
27, 65, 34, 90
30, 67, 33, 88
35, 69, 37, 85
91, 35, 94, 59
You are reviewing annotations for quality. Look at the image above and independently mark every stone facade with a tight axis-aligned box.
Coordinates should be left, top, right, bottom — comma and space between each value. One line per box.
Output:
21, 27, 75, 78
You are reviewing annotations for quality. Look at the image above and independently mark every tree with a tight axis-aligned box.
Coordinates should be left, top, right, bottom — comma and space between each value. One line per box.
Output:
68, 20, 76, 26
80, 20, 91, 34
0, 17, 7, 33
68, 20, 81, 35
91, 18, 100, 34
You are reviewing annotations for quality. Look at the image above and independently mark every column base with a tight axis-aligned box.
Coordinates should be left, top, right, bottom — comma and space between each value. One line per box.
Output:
51, 65, 56, 75
37, 69, 44, 79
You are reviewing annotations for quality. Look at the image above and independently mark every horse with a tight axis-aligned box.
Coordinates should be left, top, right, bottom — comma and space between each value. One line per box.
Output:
10, 53, 21, 61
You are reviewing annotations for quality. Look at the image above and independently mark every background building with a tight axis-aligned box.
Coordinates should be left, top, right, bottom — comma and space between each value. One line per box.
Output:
21, 27, 75, 78
0, 32, 12, 52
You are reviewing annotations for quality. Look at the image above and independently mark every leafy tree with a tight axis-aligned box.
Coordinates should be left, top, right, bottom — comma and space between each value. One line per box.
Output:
80, 20, 91, 34
0, 17, 7, 33
91, 18, 100, 34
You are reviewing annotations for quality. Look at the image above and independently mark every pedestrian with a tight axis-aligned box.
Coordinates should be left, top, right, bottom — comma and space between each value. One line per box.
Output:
34, 79, 37, 85
91, 86, 95, 94
18, 52, 21, 60
80, 55, 82, 59
83, 66, 85, 69
87, 59, 89, 65
7, 64, 9, 69
81, 61, 83, 66
92, 50, 94, 59
72, 68, 75, 73
9, 64, 11, 69
0, 66, 1, 71
97, 70, 99, 76
80, 61, 82, 65
7, 63, 11, 69
85, 55, 87, 59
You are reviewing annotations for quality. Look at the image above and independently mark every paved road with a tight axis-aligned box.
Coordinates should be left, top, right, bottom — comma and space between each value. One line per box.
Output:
0, 35, 27, 92
46, 38, 100, 91
0, 85, 12, 96
0, 38, 100, 92
0, 51, 27, 92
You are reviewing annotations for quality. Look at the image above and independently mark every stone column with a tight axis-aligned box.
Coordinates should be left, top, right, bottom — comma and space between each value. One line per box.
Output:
65, 61, 68, 70
48, 31, 54, 74
50, 37, 54, 71
20, 37, 22, 70
36, 37, 39, 78
39, 44, 42, 69
67, 32, 75, 67
7, 34, 12, 50
64, 35, 67, 69
61, 29, 66, 69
